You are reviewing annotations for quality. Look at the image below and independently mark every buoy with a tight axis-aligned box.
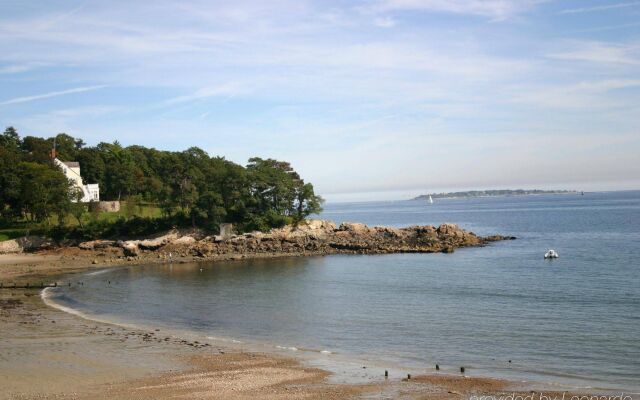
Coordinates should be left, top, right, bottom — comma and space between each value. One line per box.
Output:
436, 364, 440, 370
544, 249, 559, 259
460, 367, 465, 374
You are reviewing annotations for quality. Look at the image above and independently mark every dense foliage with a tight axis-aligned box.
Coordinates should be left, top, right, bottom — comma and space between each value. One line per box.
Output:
0, 127, 323, 235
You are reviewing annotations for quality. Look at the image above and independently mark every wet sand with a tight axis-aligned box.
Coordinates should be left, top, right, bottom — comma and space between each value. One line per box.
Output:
0, 254, 616, 399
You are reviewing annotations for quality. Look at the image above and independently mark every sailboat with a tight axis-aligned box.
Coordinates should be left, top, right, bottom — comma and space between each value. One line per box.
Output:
428, 195, 433, 204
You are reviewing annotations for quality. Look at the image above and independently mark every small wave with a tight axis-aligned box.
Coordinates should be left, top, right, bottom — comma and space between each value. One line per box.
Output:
84, 268, 112, 277
275, 345, 298, 351
40, 287, 139, 330
205, 336, 243, 344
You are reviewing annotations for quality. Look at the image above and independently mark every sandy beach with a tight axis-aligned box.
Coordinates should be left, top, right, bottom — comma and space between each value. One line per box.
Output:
0, 253, 617, 399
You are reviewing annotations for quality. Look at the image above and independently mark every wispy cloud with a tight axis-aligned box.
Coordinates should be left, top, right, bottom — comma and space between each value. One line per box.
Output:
548, 41, 640, 66
164, 82, 249, 105
0, 0, 638, 194
559, 1, 640, 14
507, 79, 640, 110
373, 16, 396, 28
0, 85, 107, 106
365, 0, 545, 20
0, 62, 46, 74
569, 22, 640, 33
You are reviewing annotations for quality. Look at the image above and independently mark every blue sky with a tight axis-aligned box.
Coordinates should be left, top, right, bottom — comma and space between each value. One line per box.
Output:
1, 0, 639, 201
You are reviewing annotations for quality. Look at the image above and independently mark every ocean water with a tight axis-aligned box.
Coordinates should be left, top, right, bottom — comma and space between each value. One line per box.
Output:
44, 191, 640, 391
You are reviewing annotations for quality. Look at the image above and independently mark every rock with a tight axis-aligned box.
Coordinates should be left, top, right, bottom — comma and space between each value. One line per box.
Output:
20, 220, 512, 262
0, 236, 52, 254
374, 226, 403, 238
173, 236, 196, 245
121, 241, 140, 256
299, 219, 337, 232
338, 222, 372, 234
437, 223, 463, 237
79, 240, 116, 250
484, 235, 516, 242
0, 239, 22, 254
138, 231, 179, 250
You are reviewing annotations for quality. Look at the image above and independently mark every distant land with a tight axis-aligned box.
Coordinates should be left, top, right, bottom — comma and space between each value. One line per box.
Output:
413, 189, 577, 201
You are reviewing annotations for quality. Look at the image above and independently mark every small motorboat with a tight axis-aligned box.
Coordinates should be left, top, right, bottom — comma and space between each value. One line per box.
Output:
544, 249, 559, 259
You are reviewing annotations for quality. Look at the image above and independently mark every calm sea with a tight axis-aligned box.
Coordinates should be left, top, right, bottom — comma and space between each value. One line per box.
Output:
44, 191, 640, 391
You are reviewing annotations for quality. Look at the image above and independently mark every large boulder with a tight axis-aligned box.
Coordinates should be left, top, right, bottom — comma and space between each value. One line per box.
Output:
121, 241, 140, 256
374, 226, 404, 238
0, 239, 22, 254
79, 240, 116, 250
338, 222, 372, 235
138, 231, 179, 250
0, 236, 52, 254
173, 235, 196, 245
437, 223, 465, 238
300, 219, 337, 232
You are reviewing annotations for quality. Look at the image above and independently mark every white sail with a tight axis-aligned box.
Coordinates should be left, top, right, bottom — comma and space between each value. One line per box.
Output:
428, 195, 433, 204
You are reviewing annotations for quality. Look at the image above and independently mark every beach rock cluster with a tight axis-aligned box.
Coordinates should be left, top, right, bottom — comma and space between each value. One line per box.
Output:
0, 236, 53, 254
76, 220, 514, 261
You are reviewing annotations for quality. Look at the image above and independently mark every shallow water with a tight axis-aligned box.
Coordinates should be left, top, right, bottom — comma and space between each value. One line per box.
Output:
46, 191, 640, 391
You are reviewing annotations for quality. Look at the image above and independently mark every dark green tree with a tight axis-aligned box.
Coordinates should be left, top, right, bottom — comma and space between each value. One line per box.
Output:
17, 162, 73, 225
0, 126, 21, 152
293, 182, 324, 224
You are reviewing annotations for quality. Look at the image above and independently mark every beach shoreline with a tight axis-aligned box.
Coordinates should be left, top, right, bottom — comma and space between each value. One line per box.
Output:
0, 220, 515, 285
1, 252, 631, 399
0, 280, 503, 400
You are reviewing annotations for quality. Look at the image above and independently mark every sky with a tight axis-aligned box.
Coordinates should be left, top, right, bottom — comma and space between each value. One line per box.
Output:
1, 0, 639, 202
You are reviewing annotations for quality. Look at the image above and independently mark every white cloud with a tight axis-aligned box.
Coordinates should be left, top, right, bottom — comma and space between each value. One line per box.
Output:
373, 17, 396, 28
0, 0, 638, 195
0, 62, 46, 74
0, 85, 107, 106
365, 0, 545, 19
548, 41, 640, 66
164, 82, 249, 105
559, 1, 640, 14
505, 79, 640, 110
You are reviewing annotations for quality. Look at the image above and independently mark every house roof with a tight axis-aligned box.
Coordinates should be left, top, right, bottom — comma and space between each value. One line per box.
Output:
62, 161, 80, 168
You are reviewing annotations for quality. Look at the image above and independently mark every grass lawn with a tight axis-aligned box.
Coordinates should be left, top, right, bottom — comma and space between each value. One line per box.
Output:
59, 203, 163, 226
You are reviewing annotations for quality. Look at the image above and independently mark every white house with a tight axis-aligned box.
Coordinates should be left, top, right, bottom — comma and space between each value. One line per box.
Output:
53, 158, 100, 203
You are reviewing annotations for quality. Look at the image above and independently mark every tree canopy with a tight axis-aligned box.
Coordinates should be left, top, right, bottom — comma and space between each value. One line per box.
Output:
0, 127, 323, 233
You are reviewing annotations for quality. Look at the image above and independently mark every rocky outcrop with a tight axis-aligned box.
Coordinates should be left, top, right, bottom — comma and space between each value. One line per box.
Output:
78, 240, 116, 250
138, 231, 180, 250
0, 236, 53, 254
0, 239, 22, 254
77, 220, 514, 262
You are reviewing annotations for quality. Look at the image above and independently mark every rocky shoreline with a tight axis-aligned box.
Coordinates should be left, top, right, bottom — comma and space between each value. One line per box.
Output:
0, 220, 515, 283
77, 220, 515, 263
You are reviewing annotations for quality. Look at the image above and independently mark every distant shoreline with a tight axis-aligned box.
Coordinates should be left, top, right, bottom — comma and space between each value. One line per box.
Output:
413, 189, 577, 201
